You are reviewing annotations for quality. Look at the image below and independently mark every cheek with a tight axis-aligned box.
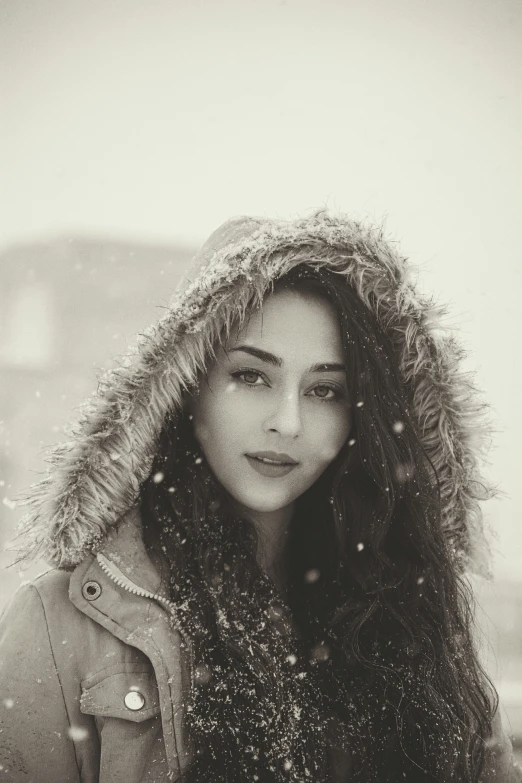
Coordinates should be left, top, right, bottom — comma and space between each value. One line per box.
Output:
193, 388, 250, 452
209, 385, 261, 428
311, 408, 352, 464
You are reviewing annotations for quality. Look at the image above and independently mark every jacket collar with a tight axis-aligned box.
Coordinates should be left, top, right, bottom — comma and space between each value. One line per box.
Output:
96, 504, 168, 596
68, 505, 172, 642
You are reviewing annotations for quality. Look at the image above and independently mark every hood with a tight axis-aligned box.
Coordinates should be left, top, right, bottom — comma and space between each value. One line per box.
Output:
14, 209, 495, 575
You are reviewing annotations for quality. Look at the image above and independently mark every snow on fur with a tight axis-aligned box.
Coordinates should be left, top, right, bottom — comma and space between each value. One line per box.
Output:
13, 209, 495, 574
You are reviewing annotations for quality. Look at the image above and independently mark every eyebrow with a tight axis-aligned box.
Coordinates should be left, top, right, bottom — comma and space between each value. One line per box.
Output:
228, 345, 346, 374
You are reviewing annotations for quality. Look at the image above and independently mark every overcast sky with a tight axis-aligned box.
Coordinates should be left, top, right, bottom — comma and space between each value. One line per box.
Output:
1, 0, 521, 579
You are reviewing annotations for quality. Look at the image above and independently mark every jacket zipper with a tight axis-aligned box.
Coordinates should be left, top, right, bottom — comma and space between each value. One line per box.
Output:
96, 552, 195, 688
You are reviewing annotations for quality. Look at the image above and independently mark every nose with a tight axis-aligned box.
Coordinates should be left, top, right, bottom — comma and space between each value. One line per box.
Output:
263, 390, 302, 438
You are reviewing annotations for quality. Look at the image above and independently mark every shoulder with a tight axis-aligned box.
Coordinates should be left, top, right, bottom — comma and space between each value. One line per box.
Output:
1, 568, 71, 623
0, 560, 119, 660
31, 565, 73, 607
0, 570, 79, 685
32, 566, 77, 614
0, 567, 93, 664
1, 567, 76, 627
0, 559, 149, 682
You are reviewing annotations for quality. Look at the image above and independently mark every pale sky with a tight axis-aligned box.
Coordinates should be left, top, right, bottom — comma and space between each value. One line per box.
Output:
1, 0, 521, 578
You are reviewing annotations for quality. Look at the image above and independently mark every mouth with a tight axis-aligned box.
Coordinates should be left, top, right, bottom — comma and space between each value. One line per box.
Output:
246, 452, 299, 466
245, 454, 299, 478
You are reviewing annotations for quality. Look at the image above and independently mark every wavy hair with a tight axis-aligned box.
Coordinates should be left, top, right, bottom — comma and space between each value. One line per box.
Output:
140, 262, 497, 782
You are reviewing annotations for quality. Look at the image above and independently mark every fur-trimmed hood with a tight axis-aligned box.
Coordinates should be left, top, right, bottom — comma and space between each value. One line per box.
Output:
15, 209, 495, 575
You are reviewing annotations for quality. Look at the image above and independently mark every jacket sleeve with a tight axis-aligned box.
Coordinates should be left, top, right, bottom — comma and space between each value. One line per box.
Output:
0, 583, 81, 782
480, 708, 522, 782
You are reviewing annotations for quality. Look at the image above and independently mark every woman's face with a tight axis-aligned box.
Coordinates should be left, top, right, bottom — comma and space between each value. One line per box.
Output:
188, 288, 352, 519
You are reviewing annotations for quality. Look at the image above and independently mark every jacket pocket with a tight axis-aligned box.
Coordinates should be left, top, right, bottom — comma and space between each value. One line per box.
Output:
80, 668, 161, 723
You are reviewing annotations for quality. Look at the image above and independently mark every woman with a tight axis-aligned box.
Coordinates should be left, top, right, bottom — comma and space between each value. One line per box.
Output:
0, 210, 520, 782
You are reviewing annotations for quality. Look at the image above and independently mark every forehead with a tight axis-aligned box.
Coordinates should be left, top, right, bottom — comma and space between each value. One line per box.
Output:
222, 289, 343, 361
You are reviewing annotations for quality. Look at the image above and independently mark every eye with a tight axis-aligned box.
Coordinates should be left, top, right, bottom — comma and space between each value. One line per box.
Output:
231, 369, 267, 387
309, 384, 341, 401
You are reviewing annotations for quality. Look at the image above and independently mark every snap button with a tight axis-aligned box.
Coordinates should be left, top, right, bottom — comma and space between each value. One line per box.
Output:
124, 690, 145, 711
82, 581, 102, 601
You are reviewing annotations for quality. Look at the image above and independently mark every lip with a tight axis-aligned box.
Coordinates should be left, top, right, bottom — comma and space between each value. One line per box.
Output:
246, 451, 299, 465
245, 455, 299, 478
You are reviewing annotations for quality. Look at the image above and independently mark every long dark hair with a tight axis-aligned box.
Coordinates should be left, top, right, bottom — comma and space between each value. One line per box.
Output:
140, 260, 497, 781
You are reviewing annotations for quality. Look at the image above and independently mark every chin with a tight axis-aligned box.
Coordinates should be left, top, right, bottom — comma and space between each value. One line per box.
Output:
239, 489, 297, 513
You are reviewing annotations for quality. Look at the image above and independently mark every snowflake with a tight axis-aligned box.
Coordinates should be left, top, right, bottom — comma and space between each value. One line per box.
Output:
68, 725, 89, 741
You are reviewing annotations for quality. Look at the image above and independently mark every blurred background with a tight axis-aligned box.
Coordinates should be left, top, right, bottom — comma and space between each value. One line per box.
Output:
1, 0, 521, 759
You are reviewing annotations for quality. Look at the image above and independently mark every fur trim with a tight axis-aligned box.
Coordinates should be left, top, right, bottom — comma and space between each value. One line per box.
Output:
13, 209, 496, 574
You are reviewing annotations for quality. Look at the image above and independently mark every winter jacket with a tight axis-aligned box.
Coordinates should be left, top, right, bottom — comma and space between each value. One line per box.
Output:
1, 210, 521, 782
0, 508, 194, 782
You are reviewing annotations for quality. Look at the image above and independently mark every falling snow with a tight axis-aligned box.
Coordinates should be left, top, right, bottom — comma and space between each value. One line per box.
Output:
67, 726, 89, 742
304, 568, 320, 584
310, 642, 331, 663
395, 463, 413, 483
